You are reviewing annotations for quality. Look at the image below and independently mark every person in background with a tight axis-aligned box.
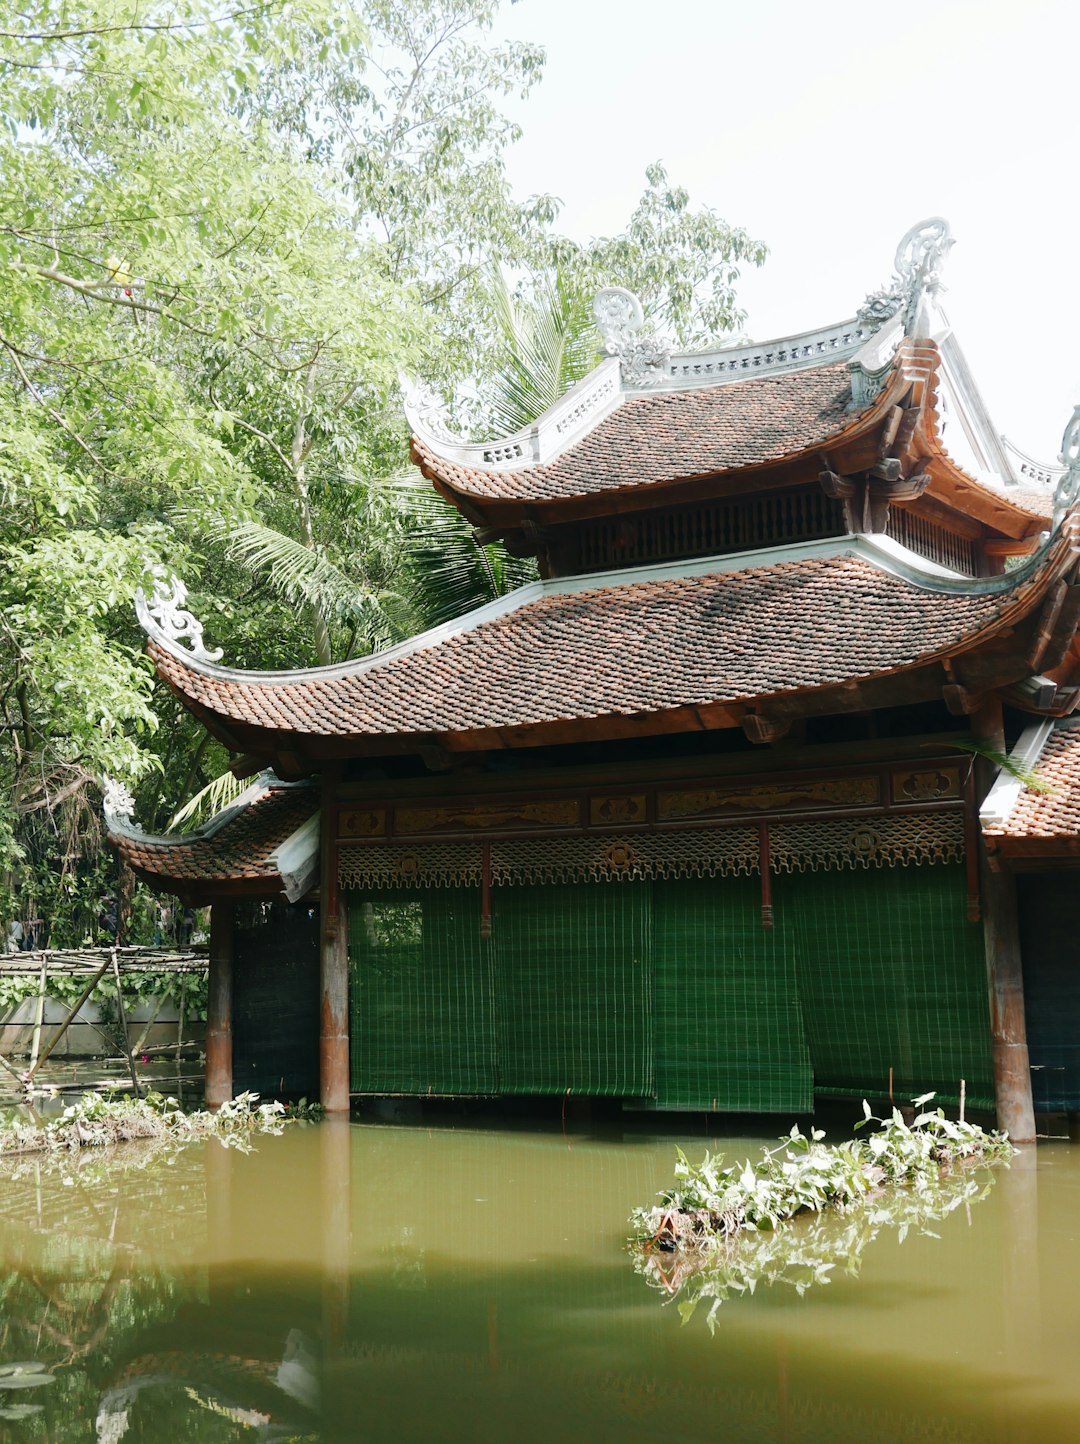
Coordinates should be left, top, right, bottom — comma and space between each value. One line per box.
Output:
98, 897, 118, 944
6, 919, 23, 954
154, 900, 172, 946
178, 906, 196, 946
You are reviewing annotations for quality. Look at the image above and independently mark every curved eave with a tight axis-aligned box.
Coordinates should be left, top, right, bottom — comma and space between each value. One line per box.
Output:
105, 777, 318, 902
138, 523, 1080, 760
904, 347, 1051, 542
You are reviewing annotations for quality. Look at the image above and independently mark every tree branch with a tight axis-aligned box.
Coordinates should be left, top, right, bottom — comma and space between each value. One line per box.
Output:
0, 333, 120, 478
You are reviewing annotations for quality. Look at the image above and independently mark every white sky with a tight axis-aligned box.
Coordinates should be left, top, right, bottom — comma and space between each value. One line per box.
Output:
494, 0, 1077, 463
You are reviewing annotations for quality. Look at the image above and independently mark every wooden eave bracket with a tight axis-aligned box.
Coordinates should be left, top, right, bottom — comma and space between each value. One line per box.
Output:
741, 712, 793, 745
229, 752, 265, 781
941, 658, 985, 716
985, 535, 1042, 559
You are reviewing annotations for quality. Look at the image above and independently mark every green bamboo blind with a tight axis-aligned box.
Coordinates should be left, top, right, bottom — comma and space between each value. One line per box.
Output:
349, 888, 497, 1095
493, 883, 652, 1097
783, 863, 993, 1108
347, 862, 989, 1110
652, 877, 813, 1112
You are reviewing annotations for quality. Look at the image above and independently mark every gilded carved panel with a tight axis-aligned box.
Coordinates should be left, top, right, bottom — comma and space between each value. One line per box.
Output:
658, 775, 880, 821
589, 794, 647, 826
890, 767, 962, 802
394, 799, 580, 836
337, 808, 387, 839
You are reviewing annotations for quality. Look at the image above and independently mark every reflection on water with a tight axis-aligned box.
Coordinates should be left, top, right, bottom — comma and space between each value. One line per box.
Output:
633, 1167, 998, 1325
0, 1117, 1078, 1441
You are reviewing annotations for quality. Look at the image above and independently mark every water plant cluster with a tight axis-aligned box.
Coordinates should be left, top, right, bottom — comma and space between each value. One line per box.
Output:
629, 1098, 1015, 1326
0, 1088, 306, 1157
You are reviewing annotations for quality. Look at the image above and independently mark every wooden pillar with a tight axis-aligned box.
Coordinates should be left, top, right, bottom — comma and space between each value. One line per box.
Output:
206, 901, 234, 1109
973, 701, 1036, 1142
320, 774, 349, 1113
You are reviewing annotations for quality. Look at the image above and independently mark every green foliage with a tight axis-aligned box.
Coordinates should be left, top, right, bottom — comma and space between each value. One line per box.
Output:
629, 1099, 1015, 1327
1, 0, 765, 945
483, 264, 598, 435
938, 739, 1056, 794
0, 1087, 287, 1155
547, 159, 767, 349
636, 1168, 995, 1329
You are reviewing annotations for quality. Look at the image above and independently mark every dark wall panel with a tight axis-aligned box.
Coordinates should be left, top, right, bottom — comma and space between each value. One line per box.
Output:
233, 901, 319, 1099
1018, 875, 1080, 1111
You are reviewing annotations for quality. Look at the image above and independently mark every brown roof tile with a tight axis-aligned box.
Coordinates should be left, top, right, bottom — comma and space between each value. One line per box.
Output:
110, 781, 317, 885
148, 552, 1038, 744
986, 724, 1080, 840
414, 364, 859, 503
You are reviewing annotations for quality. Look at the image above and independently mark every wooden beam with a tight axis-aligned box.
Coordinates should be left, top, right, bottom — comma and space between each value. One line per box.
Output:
206, 902, 234, 1109
741, 713, 793, 745
25, 957, 112, 1083
110, 948, 143, 1099
229, 753, 265, 781
319, 772, 350, 1113
972, 701, 1036, 1142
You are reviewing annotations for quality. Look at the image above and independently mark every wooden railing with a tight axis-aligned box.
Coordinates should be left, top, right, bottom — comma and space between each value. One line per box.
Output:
886, 509, 977, 576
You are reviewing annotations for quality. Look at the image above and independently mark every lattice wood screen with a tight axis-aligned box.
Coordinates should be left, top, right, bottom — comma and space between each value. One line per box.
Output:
339, 814, 964, 891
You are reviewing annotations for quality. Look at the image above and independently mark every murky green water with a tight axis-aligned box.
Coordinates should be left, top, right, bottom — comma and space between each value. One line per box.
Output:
0, 1116, 1076, 1442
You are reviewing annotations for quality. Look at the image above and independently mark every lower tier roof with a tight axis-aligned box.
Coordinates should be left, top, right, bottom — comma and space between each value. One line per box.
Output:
982, 720, 1080, 864
108, 777, 317, 901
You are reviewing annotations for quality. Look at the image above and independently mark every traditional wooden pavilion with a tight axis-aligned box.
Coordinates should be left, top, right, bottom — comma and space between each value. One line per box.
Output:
107, 219, 1080, 1140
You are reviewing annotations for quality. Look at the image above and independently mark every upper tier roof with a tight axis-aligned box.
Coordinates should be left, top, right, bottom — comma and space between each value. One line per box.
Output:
412, 361, 859, 504
407, 219, 1059, 531
137, 525, 1080, 759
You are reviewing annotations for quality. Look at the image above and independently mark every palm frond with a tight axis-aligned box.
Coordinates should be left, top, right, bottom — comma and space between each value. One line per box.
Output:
380, 475, 536, 630
204, 517, 377, 627
485, 266, 598, 435
168, 769, 250, 832
935, 740, 1055, 793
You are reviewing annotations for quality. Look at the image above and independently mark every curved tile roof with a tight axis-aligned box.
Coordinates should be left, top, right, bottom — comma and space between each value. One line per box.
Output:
984, 723, 1080, 841
110, 780, 317, 886
413, 364, 862, 504
145, 540, 1064, 745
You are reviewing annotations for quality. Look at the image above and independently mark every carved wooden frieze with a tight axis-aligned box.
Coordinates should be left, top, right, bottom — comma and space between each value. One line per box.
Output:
338, 808, 387, 839
394, 799, 580, 837
890, 766, 962, 802
589, 793, 647, 826
658, 775, 880, 821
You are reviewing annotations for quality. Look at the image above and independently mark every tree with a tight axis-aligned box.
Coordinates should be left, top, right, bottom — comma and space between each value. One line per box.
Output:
0, 0, 767, 940
0, 0, 424, 933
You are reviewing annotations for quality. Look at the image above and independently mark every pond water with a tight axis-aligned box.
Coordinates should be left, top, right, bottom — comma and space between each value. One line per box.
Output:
0, 1113, 1076, 1442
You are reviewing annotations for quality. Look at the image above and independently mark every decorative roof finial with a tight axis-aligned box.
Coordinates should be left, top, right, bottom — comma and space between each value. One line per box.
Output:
400, 372, 458, 445
857, 217, 954, 337
102, 775, 142, 832
1053, 404, 1080, 529
592, 287, 670, 388
138, 570, 223, 662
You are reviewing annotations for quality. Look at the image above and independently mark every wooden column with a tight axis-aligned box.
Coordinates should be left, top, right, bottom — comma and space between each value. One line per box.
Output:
973, 701, 1036, 1142
206, 901, 234, 1109
320, 773, 350, 1113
